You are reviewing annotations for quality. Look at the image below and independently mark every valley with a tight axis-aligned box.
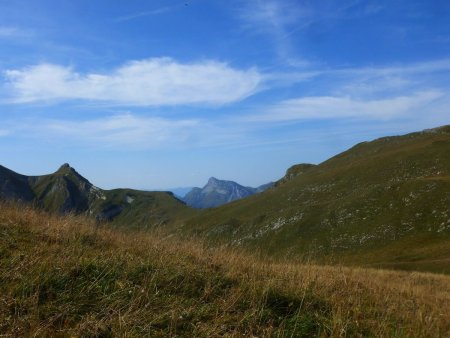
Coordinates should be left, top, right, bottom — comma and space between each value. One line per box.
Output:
2, 126, 448, 273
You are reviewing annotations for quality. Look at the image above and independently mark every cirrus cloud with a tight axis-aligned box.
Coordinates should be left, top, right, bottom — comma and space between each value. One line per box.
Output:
3, 58, 262, 106
243, 91, 443, 122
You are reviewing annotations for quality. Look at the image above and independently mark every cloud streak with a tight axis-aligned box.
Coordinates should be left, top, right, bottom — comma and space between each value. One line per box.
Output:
238, 0, 310, 67
3, 58, 262, 106
10, 112, 258, 151
244, 91, 443, 122
115, 7, 171, 22
237, 1, 386, 68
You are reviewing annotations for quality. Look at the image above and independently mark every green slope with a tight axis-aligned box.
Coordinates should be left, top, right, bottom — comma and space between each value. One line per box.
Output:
89, 188, 196, 229
181, 126, 450, 273
28, 164, 95, 213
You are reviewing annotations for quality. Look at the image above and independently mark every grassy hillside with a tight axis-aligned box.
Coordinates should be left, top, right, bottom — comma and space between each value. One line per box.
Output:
0, 202, 449, 337
89, 188, 196, 229
29, 164, 95, 213
182, 126, 450, 273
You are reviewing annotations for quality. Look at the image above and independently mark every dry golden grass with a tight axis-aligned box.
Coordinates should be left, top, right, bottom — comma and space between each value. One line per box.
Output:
0, 202, 449, 337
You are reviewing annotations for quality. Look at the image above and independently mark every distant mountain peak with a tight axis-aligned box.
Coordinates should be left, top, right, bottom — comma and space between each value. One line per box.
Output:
184, 177, 273, 208
207, 176, 219, 183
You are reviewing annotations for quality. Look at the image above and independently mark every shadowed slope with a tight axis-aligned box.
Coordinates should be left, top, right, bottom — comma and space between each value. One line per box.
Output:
0, 165, 35, 202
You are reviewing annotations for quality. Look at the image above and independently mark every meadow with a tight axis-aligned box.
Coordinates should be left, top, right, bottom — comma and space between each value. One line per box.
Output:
1, 202, 449, 337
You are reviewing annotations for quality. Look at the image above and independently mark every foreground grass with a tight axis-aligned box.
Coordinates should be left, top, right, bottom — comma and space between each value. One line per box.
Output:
0, 203, 449, 337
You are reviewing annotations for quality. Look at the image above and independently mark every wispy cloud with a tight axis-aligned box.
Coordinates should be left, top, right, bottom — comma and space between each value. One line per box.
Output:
243, 91, 443, 122
327, 59, 450, 98
115, 7, 171, 22
3, 58, 262, 106
237, 1, 387, 68
239, 58, 450, 133
11, 112, 254, 150
238, 0, 310, 67
263, 58, 450, 100
333, 59, 450, 78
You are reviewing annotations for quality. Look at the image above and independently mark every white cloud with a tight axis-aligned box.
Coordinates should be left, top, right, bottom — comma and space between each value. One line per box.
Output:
244, 91, 443, 122
0, 129, 10, 137
4, 58, 262, 106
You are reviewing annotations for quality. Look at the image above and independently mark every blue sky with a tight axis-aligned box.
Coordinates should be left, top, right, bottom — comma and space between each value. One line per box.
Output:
0, 0, 449, 190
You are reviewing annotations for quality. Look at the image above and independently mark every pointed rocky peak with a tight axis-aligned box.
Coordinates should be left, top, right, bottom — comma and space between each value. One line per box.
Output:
56, 163, 74, 173
54, 163, 92, 186
184, 177, 260, 208
207, 177, 220, 185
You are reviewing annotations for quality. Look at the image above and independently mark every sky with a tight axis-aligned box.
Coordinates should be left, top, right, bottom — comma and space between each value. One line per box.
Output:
0, 0, 449, 190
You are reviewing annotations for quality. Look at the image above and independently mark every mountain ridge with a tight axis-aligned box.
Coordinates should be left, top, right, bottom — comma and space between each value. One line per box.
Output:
0, 163, 193, 228
1, 125, 449, 273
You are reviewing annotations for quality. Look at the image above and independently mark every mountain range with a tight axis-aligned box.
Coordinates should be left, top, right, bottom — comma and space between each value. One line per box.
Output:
0, 163, 193, 229
1, 125, 449, 273
183, 177, 273, 208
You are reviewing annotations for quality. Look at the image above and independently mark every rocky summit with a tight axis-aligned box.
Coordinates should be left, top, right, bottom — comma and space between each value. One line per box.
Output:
183, 177, 273, 208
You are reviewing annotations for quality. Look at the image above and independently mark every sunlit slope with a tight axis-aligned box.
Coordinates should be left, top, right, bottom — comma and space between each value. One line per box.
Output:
1, 203, 449, 337
183, 126, 450, 273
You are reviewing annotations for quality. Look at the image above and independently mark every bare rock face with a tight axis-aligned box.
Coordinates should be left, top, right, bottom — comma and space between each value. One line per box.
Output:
184, 177, 273, 208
